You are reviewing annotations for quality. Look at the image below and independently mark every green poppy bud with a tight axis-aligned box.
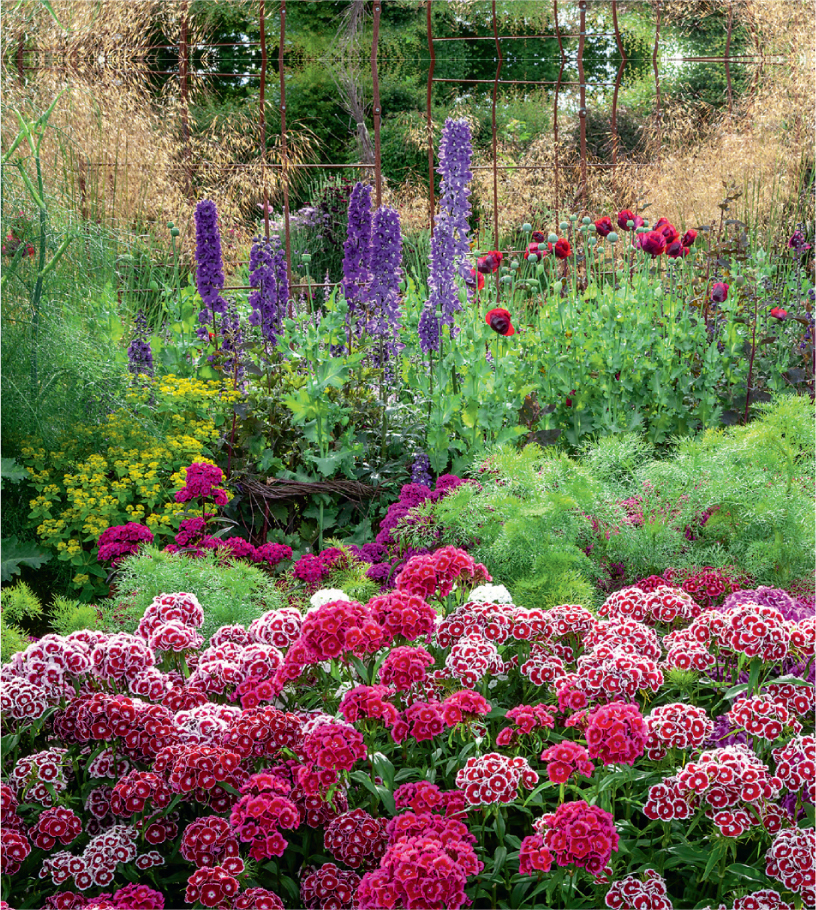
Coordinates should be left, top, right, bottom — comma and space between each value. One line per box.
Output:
559, 221, 570, 231
734, 275, 745, 287
522, 222, 532, 233
548, 232, 558, 244
167, 221, 175, 229
528, 253, 538, 263
588, 224, 597, 233
511, 259, 519, 270
588, 236, 597, 247
170, 228, 180, 237
582, 216, 591, 225
553, 281, 563, 294
570, 214, 578, 221
536, 263, 545, 275
302, 253, 312, 263
500, 274, 513, 284
600, 304, 610, 319
607, 232, 618, 243
149, 279, 159, 291
627, 220, 634, 228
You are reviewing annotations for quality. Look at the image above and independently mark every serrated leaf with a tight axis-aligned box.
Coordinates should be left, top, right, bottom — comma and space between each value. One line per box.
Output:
1, 537, 51, 582
1, 458, 28, 484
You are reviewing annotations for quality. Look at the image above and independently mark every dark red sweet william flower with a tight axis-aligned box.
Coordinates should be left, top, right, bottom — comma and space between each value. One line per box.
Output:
486, 308, 515, 336
477, 250, 503, 274
617, 210, 644, 231
711, 282, 729, 303
681, 229, 697, 247
554, 238, 571, 260
638, 231, 666, 257
770, 307, 788, 320
594, 217, 613, 237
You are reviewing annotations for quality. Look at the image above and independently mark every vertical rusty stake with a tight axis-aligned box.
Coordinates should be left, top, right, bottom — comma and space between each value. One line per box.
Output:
577, 0, 587, 209
179, 0, 192, 201
725, 0, 734, 115
553, 0, 565, 227
259, 0, 270, 240
426, 0, 435, 233
491, 0, 502, 251
279, 0, 292, 305
611, 0, 626, 206
371, 1, 382, 207
653, 0, 662, 172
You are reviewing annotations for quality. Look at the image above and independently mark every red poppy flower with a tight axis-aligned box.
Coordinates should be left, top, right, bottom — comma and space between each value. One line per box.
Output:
617, 210, 644, 231
595, 217, 613, 237
653, 218, 679, 244
468, 268, 485, 290
565, 389, 577, 407
26, 244, 36, 258
638, 231, 666, 257
486, 308, 515, 336
477, 250, 503, 274
666, 240, 690, 259
531, 231, 546, 243
711, 282, 729, 303
524, 242, 551, 261
681, 229, 697, 247
554, 238, 571, 260
770, 307, 788, 320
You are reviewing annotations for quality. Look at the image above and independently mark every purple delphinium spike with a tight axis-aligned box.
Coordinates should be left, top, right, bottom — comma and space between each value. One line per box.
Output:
127, 311, 153, 377
418, 215, 459, 353
367, 206, 403, 359
195, 200, 228, 341
248, 235, 287, 343
342, 183, 372, 318
220, 301, 244, 384
437, 118, 473, 283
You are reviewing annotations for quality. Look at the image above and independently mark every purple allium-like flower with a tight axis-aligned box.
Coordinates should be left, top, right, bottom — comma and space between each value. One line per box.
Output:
437, 118, 473, 284
419, 215, 459, 353
194, 200, 228, 341
367, 206, 403, 359
411, 453, 432, 487
127, 311, 153, 377
342, 183, 372, 316
706, 713, 749, 749
721, 586, 803, 621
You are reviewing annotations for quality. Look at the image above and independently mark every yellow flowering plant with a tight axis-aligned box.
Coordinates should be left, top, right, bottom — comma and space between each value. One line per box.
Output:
20, 374, 240, 598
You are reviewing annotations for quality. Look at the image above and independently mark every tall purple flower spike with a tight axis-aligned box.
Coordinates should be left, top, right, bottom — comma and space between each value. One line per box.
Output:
368, 206, 403, 361
437, 118, 473, 284
342, 183, 372, 319
194, 200, 228, 341
248, 234, 288, 344
419, 215, 459, 353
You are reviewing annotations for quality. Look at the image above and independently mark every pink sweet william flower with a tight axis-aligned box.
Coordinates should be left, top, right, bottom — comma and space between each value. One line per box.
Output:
605, 869, 673, 910
324, 808, 389, 869
185, 866, 239, 909
540, 741, 594, 785
518, 833, 554, 875
395, 546, 491, 600
174, 462, 228, 504
303, 721, 367, 772
379, 646, 435, 691
111, 883, 166, 909
585, 702, 647, 766
97, 522, 154, 564
233, 888, 285, 910
765, 827, 815, 903
440, 690, 491, 727
536, 800, 619, 876
300, 600, 384, 660
301, 863, 361, 910
455, 752, 538, 806
393, 781, 467, 819
367, 590, 438, 644
644, 703, 713, 760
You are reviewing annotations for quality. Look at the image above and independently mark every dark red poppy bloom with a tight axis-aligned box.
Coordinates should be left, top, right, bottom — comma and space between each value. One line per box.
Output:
638, 231, 666, 257
770, 307, 788, 320
594, 216, 613, 237
531, 231, 546, 243
653, 218, 679, 244
681, 229, 697, 247
617, 210, 644, 231
477, 250, 503, 274
486, 308, 515, 336
26, 244, 36, 258
524, 242, 551, 261
468, 268, 485, 290
666, 240, 690, 259
565, 389, 577, 407
711, 282, 729, 303
554, 238, 572, 260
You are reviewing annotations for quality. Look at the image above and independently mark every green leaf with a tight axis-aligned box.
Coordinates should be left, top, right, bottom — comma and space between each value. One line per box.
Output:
1, 458, 28, 484
726, 863, 770, 884
1, 537, 51, 582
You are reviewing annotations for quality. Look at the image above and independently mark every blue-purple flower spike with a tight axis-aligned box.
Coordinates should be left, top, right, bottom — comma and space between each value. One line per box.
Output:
248, 234, 287, 343
368, 206, 403, 358
342, 183, 372, 317
127, 311, 153, 377
419, 215, 459, 353
437, 118, 473, 282
194, 200, 228, 340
